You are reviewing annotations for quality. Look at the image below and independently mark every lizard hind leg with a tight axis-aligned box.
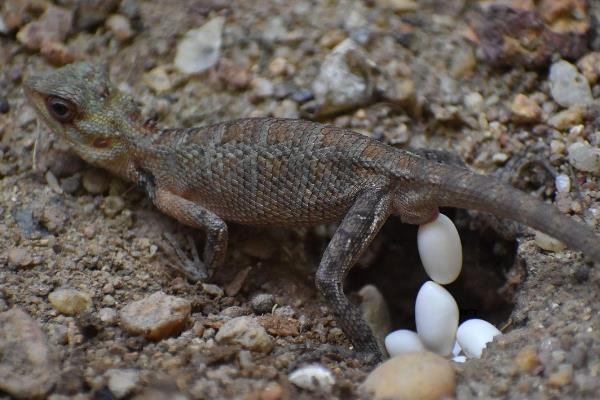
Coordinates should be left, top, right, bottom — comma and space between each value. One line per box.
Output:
315, 188, 392, 363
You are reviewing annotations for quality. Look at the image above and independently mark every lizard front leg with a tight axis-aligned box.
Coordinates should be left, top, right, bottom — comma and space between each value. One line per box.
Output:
315, 188, 392, 363
136, 168, 228, 281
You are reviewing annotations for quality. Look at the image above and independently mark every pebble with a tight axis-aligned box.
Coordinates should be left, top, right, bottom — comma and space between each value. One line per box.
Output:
288, 364, 335, 393
16, 4, 73, 51
534, 231, 567, 252
7, 247, 33, 268
106, 369, 139, 399
106, 14, 134, 42
120, 291, 191, 340
175, 16, 225, 74
510, 94, 542, 123
555, 174, 571, 192
417, 213, 462, 284
0, 97, 9, 114
385, 330, 426, 357
144, 66, 175, 93
74, 0, 120, 30
514, 345, 540, 373
250, 293, 275, 314
99, 307, 118, 325
548, 60, 592, 108
456, 319, 501, 359
82, 169, 110, 194
464, 92, 484, 114
576, 52, 600, 84
567, 142, 600, 174
311, 39, 377, 116
547, 106, 584, 130
48, 288, 93, 315
251, 77, 275, 99
359, 284, 391, 352
415, 281, 459, 356
101, 195, 125, 218
215, 316, 274, 352
202, 283, 224, 297
0, 308, 57, 399
359, 352, 455, 400
548, 364, 573, 387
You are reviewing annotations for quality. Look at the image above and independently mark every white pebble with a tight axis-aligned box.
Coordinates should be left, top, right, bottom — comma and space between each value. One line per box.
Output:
415, 281, 459, 356
417, 213, 462, 284
555, 174, 571, 193
384, 330, 425, 357
456, 319, 501, 358
452, 355, 467, 363
288, 364, 335, 393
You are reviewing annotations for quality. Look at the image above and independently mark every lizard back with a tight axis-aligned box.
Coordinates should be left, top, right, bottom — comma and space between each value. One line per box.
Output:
145, 118, 402, 227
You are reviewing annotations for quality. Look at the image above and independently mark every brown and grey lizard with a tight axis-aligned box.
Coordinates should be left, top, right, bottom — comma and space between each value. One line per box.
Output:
24, 62, 600, 362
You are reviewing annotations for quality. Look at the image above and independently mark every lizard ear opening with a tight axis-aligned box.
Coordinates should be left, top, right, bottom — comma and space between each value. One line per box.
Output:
45, 96, 77, 123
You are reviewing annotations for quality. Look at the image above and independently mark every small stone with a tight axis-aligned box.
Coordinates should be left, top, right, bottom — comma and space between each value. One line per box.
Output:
7, 247, 33, 268
449, 45, 476, 79
273, 99, 299, 119
143, 66, 174, 93
311, 39, 378, 117
259, 382, 284, 400
251, 77, 275, 99
375, 0, 420, 13
215, 316, 274, 352
40, 41, 75, 66
534, 231, 567, 252
358, 284, 391, 353
101, 195, 125, 218
48, 289, 93, 316
99, 308, 118, 325
74, 0, 120, 31
576, 52, 600, 84
175, 16, 225, 74
106, 14, 134, 42
548, 60, 592, 108
464, 92, 484, 114
258, 315, 300, 337
269, 57, 294, 77
288, 365, 335, 393
511, 94, 542, 123
359, 352, 456, 400
251, 293, 275, 314
0, 97, 9, 114
120, 291, 191, 340
82, 169, 110, 194
547, 106, 584, 130
16, 4, 73, 51
514, 345, 540, 373
0, 308, 57, 399
217, 59, 252, 90
106, 369, 139, 399
202, 283, 224, 297
567, 142, 600, 174
548, 364, 573, 387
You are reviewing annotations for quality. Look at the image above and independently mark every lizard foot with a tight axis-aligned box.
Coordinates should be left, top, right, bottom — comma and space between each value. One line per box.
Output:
159, 232, 209, 282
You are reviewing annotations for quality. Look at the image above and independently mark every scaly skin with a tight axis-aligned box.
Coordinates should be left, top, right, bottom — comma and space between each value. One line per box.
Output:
25, 62, 600, 362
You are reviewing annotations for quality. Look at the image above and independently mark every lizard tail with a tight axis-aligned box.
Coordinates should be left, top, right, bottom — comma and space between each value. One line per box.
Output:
428, 163, 600, 264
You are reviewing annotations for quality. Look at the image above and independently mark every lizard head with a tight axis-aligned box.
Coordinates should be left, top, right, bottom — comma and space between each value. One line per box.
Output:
24, 61, 145, 169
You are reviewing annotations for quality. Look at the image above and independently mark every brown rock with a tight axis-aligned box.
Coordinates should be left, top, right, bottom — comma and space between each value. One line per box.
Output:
514, 345, 541, 373
258, 315, 299, 337
120, 291, 191, 340
547, 106, 584, 130
548, 364, 573, 387
48, 288, 93, 316
577, 52, 600, 84
215, 316, 274, 352
511, 94, 542, 123
0, 308, 58, 399
16, 4, 73, 51
359, 352, 456, 400
7, 247, 32, 268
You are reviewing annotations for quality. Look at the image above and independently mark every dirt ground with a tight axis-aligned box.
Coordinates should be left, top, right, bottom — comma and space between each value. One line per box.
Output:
1, 0, 599, 399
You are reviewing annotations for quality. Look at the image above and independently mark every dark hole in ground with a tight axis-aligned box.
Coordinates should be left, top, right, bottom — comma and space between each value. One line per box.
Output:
346, 208, 518, 330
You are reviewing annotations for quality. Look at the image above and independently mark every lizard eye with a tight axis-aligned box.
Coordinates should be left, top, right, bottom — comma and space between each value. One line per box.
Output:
46, 96, 76, 123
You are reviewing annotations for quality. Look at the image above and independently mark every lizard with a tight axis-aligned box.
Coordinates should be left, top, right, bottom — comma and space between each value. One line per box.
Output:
24, 61, 600, 363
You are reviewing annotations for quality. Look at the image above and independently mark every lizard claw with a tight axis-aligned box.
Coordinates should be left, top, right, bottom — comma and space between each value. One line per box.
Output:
159, 232, 209, 281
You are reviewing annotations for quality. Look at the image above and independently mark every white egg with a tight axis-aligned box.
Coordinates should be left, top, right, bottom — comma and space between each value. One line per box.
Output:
384, 329, 425, 357
417, 213, 463, 284
456, 319, 501, 358
415, 281, 459, 356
